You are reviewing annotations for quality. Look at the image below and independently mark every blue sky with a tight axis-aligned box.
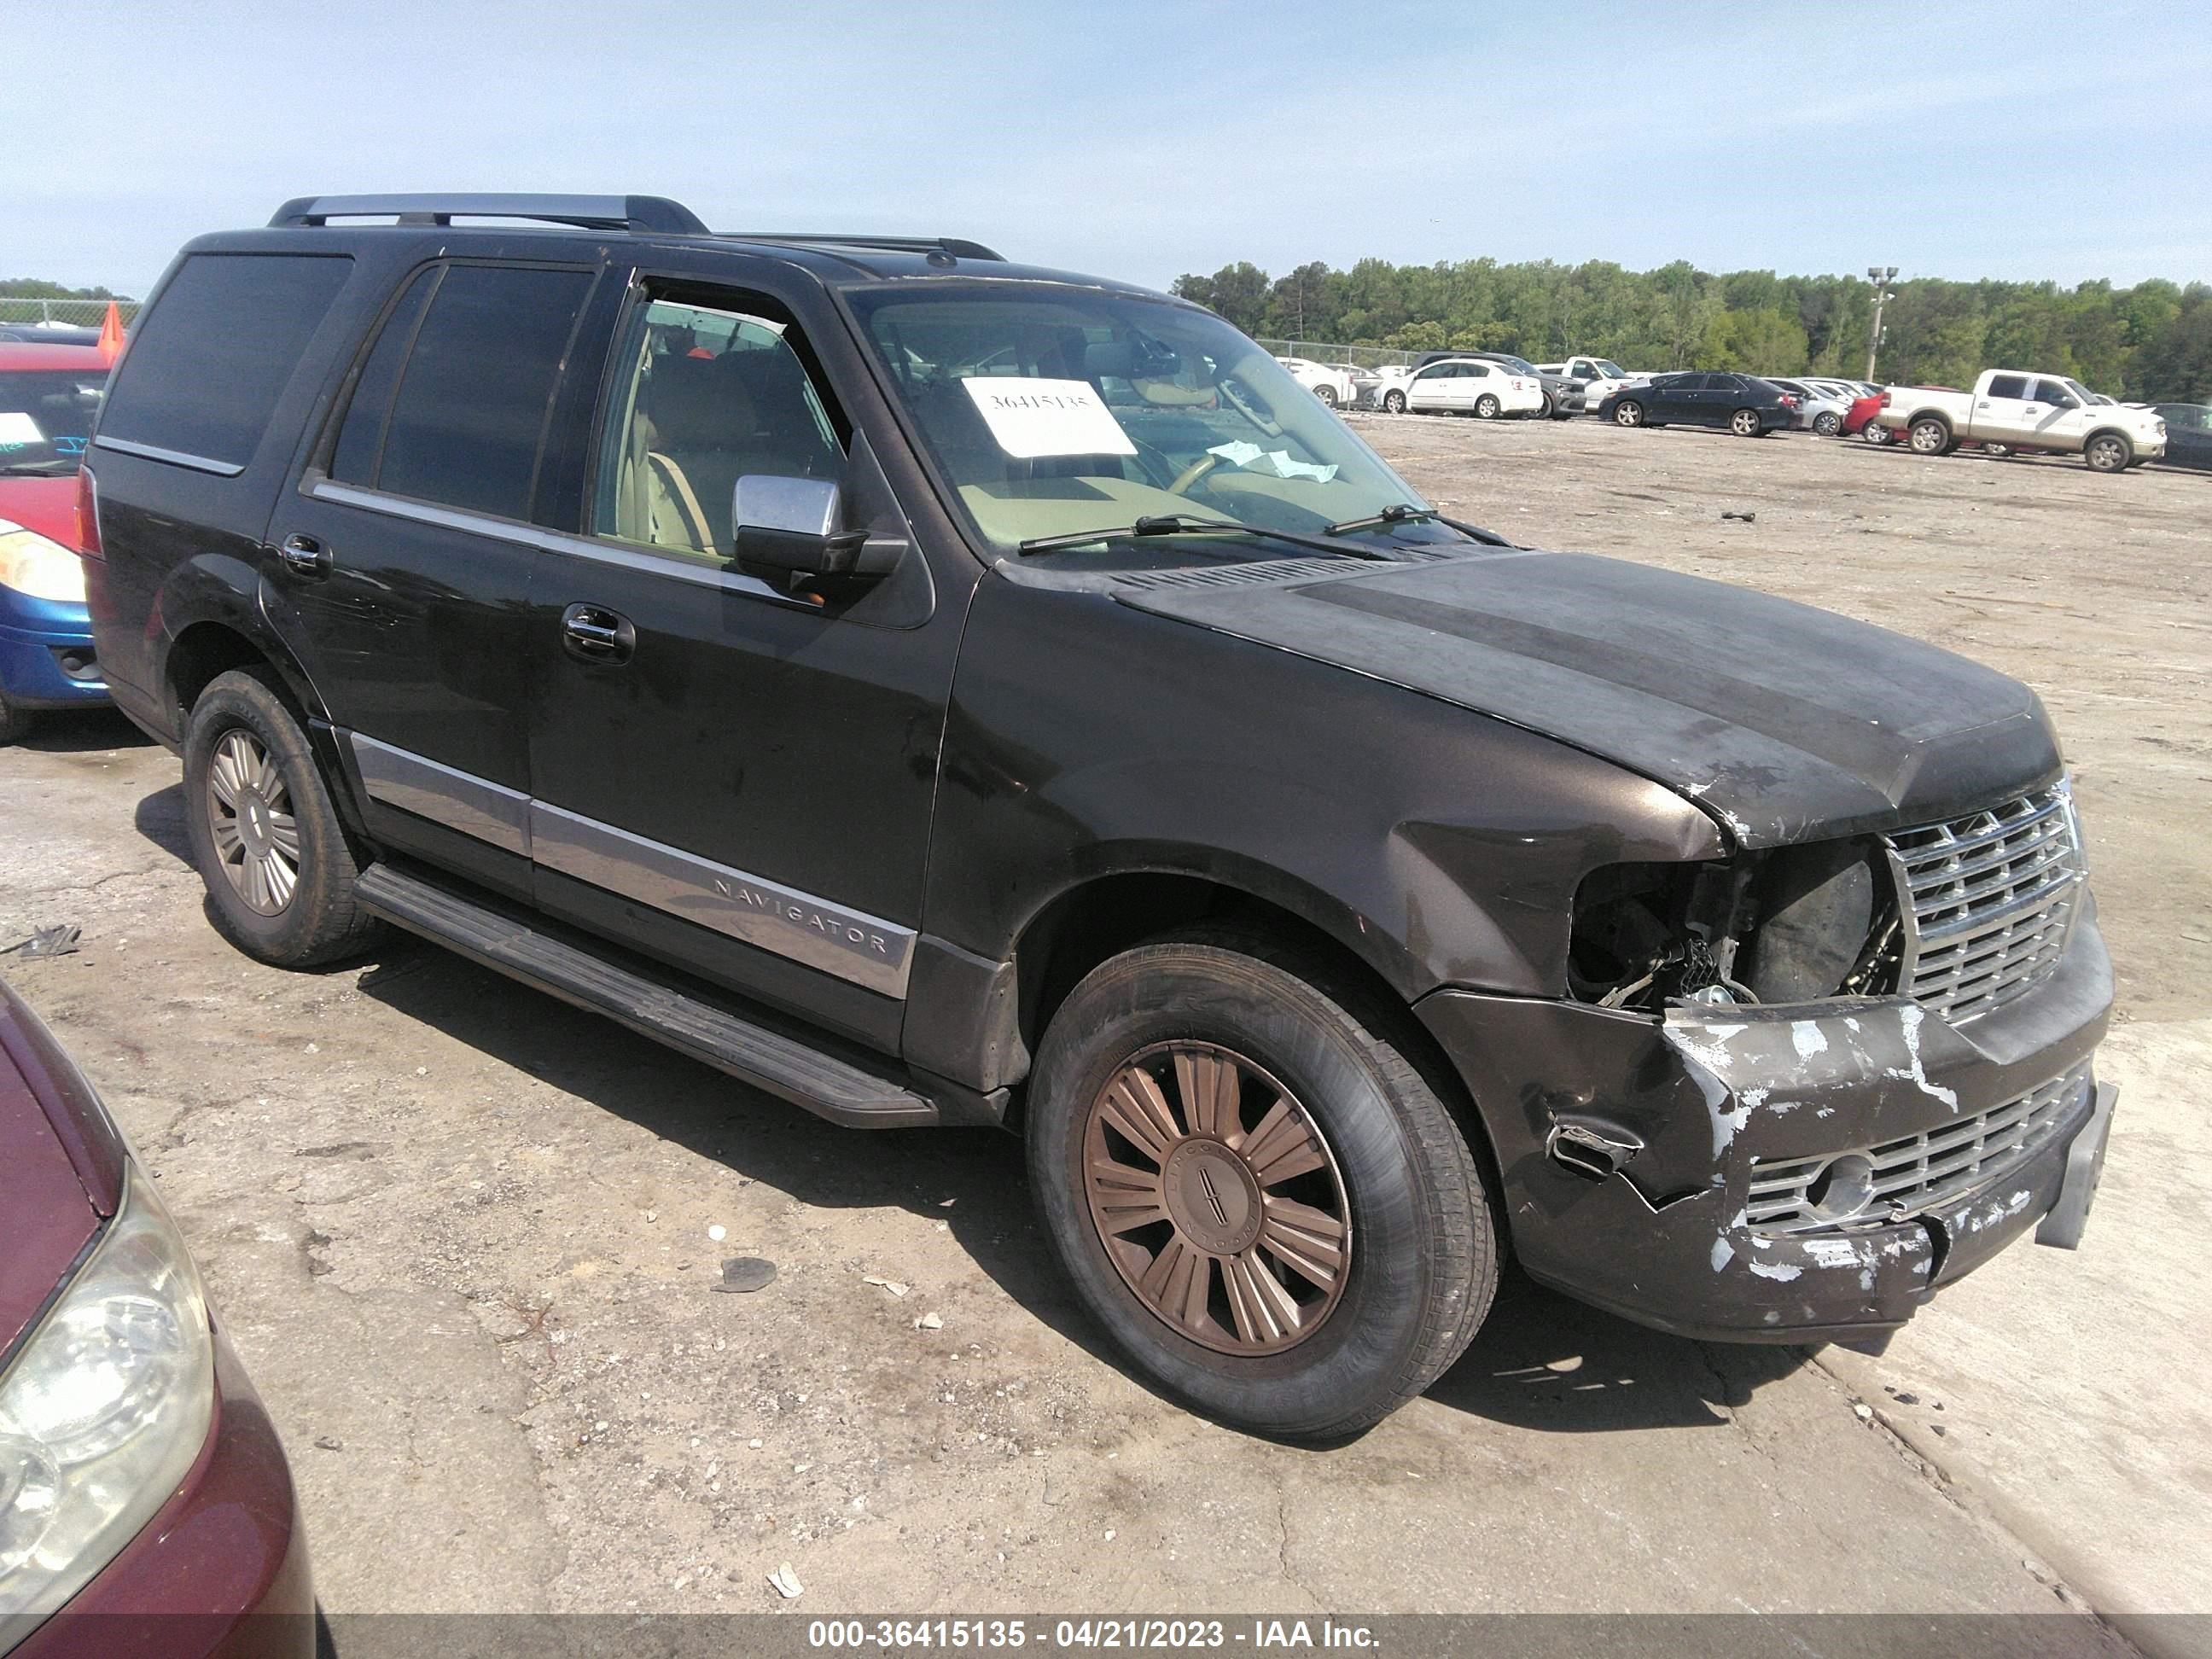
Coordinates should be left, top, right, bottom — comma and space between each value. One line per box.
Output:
9, 1, 2209, 299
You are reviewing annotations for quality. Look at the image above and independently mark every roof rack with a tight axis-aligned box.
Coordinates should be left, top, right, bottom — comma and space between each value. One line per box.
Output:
268, 194, 709, 235
723, 233, 1007, 263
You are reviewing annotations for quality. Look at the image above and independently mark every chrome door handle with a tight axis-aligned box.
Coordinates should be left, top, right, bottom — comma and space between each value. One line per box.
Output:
561, 602, 635, 665
276, 533, 331, 578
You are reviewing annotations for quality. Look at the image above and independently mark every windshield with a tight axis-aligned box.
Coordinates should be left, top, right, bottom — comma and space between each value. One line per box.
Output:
1594, 360, 1626, 378
1489, 355, 1539, 375
0, 369, 104, 474
846, 283, 1446, 557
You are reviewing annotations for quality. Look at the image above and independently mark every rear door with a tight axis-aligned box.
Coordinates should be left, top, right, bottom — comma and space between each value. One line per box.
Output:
265, 258, 599, 899
1969, 373, 2041, 445
518, 265, 965, 1053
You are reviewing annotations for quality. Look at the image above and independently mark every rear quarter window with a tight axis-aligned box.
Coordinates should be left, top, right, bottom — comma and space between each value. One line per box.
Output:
98, 253, 352, 469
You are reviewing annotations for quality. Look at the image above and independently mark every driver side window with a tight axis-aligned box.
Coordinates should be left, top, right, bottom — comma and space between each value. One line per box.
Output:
591, 294, 845, 563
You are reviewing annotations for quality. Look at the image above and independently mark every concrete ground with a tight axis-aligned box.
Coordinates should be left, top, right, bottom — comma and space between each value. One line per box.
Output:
2, 418, 2205, 1644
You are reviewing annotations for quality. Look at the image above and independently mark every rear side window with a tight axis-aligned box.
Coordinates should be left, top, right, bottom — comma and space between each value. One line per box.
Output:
329, 267, 437, 486
100, 253, 352, 469
1986, 374, 2031, 400
368, 264, 593, 521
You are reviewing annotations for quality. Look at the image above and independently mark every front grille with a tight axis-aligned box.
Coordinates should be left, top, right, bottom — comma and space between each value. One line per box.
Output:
1746, 1065, 2090, 1235
1884, 783, 2083, 1023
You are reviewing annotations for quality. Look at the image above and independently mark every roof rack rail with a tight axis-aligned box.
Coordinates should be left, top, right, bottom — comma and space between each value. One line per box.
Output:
268, 194, 709, 235
725, 233, 1007, 263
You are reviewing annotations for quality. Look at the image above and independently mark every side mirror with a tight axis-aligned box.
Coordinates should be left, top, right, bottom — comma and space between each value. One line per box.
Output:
731, 475, 903, 586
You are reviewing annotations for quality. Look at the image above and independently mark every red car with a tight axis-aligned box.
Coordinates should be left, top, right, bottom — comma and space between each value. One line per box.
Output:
0, 980, 312, 1656
1841, 389, 1886, 439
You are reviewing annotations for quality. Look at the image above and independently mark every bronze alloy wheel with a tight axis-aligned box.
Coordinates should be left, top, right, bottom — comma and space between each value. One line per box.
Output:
1083, 1040, 1350, 1356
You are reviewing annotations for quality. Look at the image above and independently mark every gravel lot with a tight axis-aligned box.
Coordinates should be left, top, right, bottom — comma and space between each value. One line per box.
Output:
2, 416, 2205, 1639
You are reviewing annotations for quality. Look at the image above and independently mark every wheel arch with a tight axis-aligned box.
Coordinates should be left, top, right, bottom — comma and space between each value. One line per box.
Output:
2083, 425, 2137, 464
1001, 864, 1506, 1198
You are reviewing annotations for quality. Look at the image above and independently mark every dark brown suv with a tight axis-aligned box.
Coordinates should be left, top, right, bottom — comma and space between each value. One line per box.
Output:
83, 194, 2115, 1438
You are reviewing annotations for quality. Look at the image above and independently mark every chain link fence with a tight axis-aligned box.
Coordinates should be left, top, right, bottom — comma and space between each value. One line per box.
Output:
1254, 338, 1422, 371
0, 298, 142, 332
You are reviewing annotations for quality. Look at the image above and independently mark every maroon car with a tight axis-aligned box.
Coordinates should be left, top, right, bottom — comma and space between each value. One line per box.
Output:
0, 980, 311, 1656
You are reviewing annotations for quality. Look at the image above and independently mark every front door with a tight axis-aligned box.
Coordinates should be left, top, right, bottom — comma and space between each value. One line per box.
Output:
1406, 364, 1458, 411
521, 275, 963, 1053
266, 258, 600, 899
1648, 374, 1700, 422
2027, 378, 2095, 449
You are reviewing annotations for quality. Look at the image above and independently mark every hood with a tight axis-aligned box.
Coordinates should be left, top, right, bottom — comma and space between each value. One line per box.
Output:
0, 993, 106, 1361
0, 475, 84, 550
1114, 549, 2060, 847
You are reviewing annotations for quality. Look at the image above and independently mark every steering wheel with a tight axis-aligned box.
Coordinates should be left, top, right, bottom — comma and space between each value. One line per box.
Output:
1217, 375, 1281, 437
1167, 453, 1224, 497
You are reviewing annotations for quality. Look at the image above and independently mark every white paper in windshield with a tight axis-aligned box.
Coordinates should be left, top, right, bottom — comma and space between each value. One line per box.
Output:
962, 377, 1137, 459
0, 412, 46, 448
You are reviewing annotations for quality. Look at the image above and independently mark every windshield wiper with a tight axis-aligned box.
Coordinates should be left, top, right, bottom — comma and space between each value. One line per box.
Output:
1017, 514, 1397, 561
1323, 504, 1511, 545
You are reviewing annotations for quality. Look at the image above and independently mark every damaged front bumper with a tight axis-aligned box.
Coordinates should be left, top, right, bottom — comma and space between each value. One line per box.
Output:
1417, 906, 2115, 1344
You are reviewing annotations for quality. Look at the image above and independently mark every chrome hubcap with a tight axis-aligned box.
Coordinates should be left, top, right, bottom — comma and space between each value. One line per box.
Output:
1084, 1041, 1351, 1356
207, 730, 300, 915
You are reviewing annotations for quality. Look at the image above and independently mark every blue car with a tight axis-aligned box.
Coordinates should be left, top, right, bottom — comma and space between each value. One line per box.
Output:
0, 343, 108, 741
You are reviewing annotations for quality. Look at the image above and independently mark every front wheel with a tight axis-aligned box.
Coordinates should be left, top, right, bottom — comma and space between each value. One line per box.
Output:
1474, 393, 1501, 420
1027, 936, 1496, 1440
2085, 432, 2133, 474
1612, 399, 1645, 428
183, 667, 383, 967
1382, 389, 1406, 415
1537, 393, 1555, 419
0, 694, 30, 747
1313, 384, 1339, 408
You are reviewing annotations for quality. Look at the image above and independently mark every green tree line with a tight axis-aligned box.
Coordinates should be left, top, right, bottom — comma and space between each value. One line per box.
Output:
1173, 258, 2212, 401
0, 278, 132, 300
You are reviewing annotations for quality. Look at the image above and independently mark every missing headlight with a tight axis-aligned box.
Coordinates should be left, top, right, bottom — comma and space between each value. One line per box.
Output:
1569, 843, 1902, 1013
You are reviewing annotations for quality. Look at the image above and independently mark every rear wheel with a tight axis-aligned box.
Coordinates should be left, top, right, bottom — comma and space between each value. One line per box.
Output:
183, 667, 383, 968
2085, 432, 2133, 474
1474, 393, 1501, 420
1382, 389, 1406, 415
1313, 384, 1339, 408
1613, 399, 1645, 428
1909, 416, 1952, 455
1813, 410, 1841, 437
1730, 407, 1762, 437
1027, 936, 1496, 1440
1864, 423, 1895, 445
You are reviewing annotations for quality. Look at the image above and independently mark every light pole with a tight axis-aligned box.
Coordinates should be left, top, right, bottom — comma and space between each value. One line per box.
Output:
1866, 265, 1899, 382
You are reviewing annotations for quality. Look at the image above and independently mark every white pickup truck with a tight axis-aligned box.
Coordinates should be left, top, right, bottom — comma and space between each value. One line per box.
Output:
1877, 370, 2166, 472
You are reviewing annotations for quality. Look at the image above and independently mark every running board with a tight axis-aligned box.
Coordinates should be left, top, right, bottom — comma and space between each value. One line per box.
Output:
353, 864, 939, 1128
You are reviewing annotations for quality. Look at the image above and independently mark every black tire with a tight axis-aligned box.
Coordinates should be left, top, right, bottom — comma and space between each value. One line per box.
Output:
1612, 399, 1644, 428
2084, 432, 2133, 474
1313, 385, 1339, 408
1027, 934, 1497, 1440
1382, 389, 1406, 415
1908, 416, 1952, 455
1474, 393, 1501, 420
1730, 407, 1763, 437
1864, 423, 1895, 445
1536, 393, 1555, 419
0, 695, 30, 746
182, 667, 382, 968
1813, 410, 1841, 437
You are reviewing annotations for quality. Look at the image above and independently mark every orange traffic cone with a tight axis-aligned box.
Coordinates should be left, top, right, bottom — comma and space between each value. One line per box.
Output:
96, 300, 125, 364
